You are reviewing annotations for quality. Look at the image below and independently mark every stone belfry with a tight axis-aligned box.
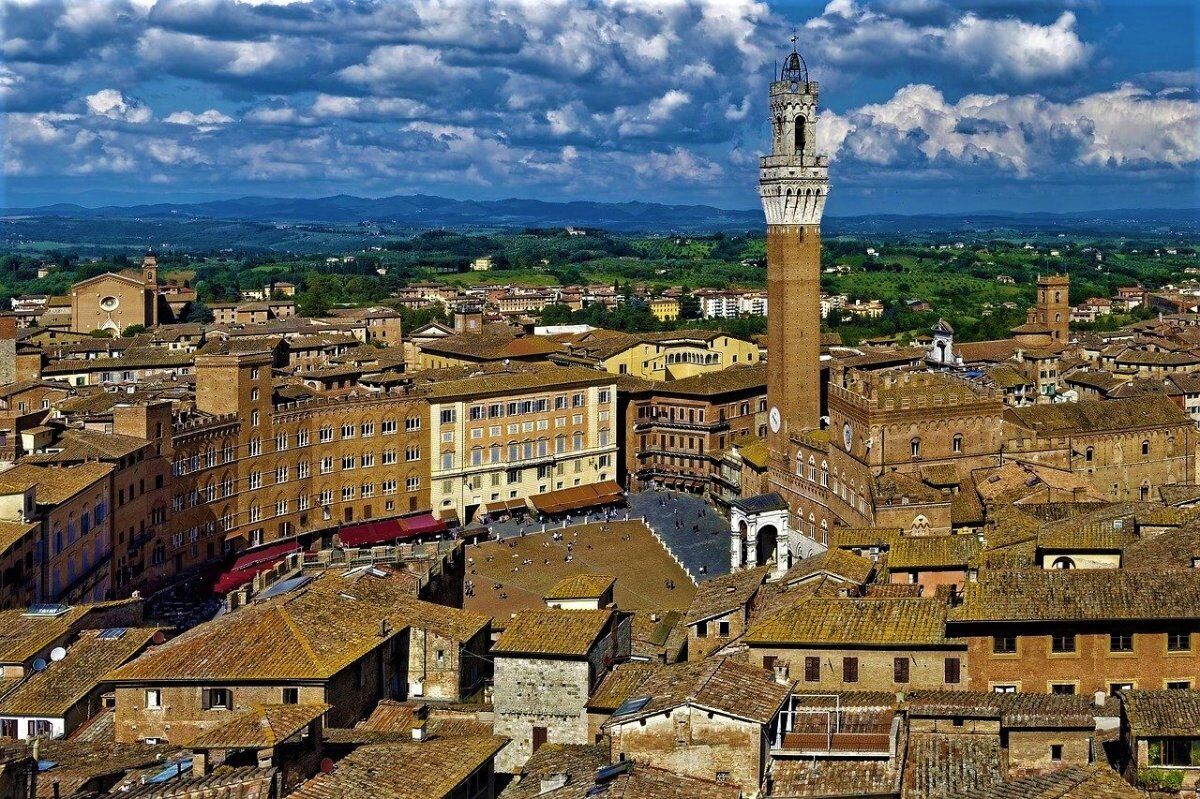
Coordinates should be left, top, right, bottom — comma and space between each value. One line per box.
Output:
761, 42, 829, 462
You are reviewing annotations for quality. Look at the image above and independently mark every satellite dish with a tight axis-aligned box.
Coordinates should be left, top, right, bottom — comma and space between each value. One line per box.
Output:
319, 758, 334, 774
32, 658, 47, 672
49, 647, 66, 662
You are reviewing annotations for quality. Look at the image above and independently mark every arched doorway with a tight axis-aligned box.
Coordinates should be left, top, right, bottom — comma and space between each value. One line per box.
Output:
738, 520, 749, 567
756, 525, 778, 567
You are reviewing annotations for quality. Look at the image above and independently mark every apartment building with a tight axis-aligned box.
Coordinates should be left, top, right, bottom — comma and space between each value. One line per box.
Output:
426, 366, 618, 524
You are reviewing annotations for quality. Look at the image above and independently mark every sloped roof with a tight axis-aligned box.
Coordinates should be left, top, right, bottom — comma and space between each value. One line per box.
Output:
746, 598, 952, 647
492, 609, 614, 657
1007, 396, 1188, 435
188, 704, 330, 749
950, 569, 1200, 623
903, 732, 1003, 799
889, 535, 982, 570
962, 766, 1145, 799
683, 565, 769, 626
290, 736, 507, 799
1123, 690, 1200, 737
601, 657, 789, 726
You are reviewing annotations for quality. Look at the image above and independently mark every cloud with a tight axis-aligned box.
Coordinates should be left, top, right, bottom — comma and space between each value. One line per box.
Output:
85, 88, 152, 122
823, 82, 1199, 176
1, 0, 1194, 209
164, 109, 233, 131
802, 1, 1091, 86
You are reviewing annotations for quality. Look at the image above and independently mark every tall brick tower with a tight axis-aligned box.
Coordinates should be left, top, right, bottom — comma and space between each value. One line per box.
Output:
1034, 274, 1070, 342
761, 44, 829, 461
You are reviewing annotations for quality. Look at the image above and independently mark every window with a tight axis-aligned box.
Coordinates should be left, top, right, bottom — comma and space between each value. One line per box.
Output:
342, 424, 355, 439
440, 408, 456, 425
944, 657, 961, 684
952, 434, 963, 453
532, 726, 548, 754
1168, 631, 1191, 652
319, 426, 333, 443
201, 687, 231, 710
1050, 744, 1063, 762
405, 477, 419, 492
696, 621, 708, 638
1142, 440, 1150, 456
1085, 447, 1093, 462
1109, 682, 1134, 696
1051, 683, 1076, 696
405, 416, 421, 431
282, 687, 299, 705
1050, 633, 1076, 653
893, 657, 910, 684
441, 453, 453, 470
381, 419, 396, 434
1167, 681, 1192, 690
717, 621, 730, 638
910, 438, 921, 458
145, 689, 162, 709
992, 634, 1017, 654
1110, 632, 1134, 653
804, 656, 819, 682
842, 656, 858, 683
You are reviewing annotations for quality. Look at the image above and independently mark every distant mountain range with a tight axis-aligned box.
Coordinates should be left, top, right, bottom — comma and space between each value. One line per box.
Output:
5, 194, 1196, 235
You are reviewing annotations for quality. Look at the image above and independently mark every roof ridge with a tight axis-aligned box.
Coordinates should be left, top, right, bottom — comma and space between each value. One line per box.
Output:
273, 605, 326, 673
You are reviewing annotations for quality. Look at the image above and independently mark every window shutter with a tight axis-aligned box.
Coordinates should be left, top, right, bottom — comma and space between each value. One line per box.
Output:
843, 657, 858, 683
201, 688, 211, 710
945, 657, 961, 684
805, 656, 820, 682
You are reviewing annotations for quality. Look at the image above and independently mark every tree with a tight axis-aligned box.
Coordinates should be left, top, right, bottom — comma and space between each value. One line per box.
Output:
679, 291, 701, 320
184, 299, 214, 324
539, 304, 575, 326
122, 324, 147, 337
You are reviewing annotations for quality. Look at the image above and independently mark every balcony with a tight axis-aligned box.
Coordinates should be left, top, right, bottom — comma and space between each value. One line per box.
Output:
775, 728, 894, 756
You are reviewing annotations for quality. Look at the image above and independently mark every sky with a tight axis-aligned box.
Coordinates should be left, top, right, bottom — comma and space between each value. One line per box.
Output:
2, 0, 1198, 215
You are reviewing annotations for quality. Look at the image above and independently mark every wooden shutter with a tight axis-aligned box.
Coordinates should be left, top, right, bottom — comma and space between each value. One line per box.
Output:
201, 688, 212, 710
762, 656, 777, 672
805, 656, 820, 682
894, 657, 909, 684
843, 657, 859, 683
532, 726, 548, 753
945, 657, 961, 684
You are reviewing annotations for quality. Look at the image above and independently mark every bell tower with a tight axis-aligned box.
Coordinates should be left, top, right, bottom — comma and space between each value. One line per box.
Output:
761, 43, 829, 462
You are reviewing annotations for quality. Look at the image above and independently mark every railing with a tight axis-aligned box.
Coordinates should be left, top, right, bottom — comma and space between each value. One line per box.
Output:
775, 728, 893, 754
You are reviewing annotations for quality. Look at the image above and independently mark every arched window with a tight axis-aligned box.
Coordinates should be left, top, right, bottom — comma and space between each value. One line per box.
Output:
1051, 556, 1075, 570
1054, 292, 1061, 303
1142, 440, 1150, 456
1140, 481, 1151, 501
794, 115, 806, 153
911, 438, 921, 458
952, 434, 963, 454
1085, 447, 1094, 462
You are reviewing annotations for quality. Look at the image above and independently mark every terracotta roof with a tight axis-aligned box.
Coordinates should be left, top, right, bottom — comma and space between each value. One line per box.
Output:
1007, 396, 1188, 435
904, 690, 1095, 728
499, 743, 609, 799
1123, 690, 1200, 737
110, 572, 486, 682
746, 598, 953, 647
0, 520, 38, 555
1123, 525, 1200, 570
683, 565, 769, 626
889, 535, 982, 570
0, 600, 140, 665
637, 364, 766, 398
188, 704, 329, 749
25, 428, 148, 462
601, 657, 790, 726
962, 766, 1145, 799
0, 627, 159, 718
0, 462, 113, 505
29, 739, 177, 799
903, 732, 1003, 799
950, 569, 1200, 623
781, 549, 876, 588
770, 759, 899, 798
290, 736, 507, 799
121, 766, 277, 799
829, 528, 901, 550
544, 574, 615, 601
492, 609, 614, 657
423, 364, 612, 401
587, 662, 659, 713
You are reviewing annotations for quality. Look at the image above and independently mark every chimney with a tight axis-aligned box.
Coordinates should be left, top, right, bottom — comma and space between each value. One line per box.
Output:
1094, 690, 1107, 708
773, 662, 790, 685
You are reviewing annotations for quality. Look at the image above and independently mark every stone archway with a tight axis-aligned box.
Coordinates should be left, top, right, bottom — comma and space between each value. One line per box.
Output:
756, 525, 778, 567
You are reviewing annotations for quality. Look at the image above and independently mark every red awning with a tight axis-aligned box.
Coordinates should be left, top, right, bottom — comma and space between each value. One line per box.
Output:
213, 541, 301, 593
398, 513, 447, 536
227, 540, 300, 572
530, 480, 625, 515
338, 519, 404, 548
